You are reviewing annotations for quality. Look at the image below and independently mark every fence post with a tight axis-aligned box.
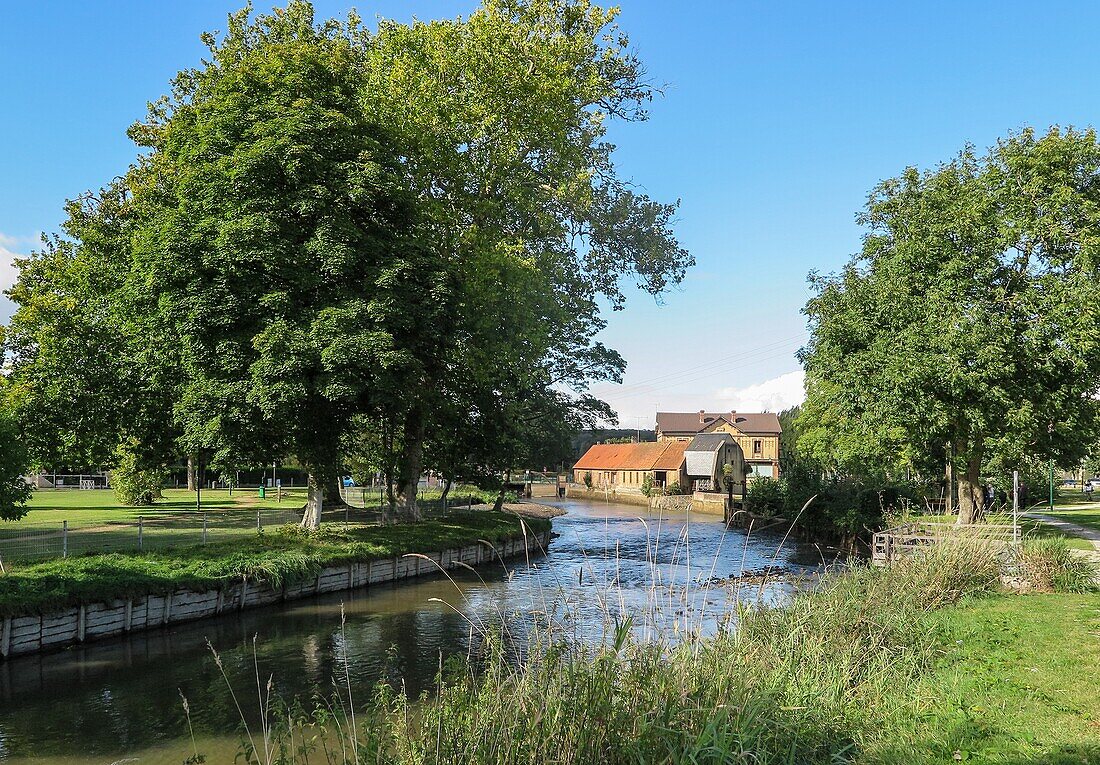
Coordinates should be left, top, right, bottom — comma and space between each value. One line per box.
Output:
202, 512, 208, 544
138, 516, 143, 551
62, 520, 68, 558
257, 511, 261, 533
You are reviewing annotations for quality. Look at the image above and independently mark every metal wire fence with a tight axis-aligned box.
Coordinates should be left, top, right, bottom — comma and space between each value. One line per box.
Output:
0, 507, 309, 566
0, 493, 494, 567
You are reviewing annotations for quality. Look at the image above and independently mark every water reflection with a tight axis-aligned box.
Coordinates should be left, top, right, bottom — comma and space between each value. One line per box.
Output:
0, 498, 828, 764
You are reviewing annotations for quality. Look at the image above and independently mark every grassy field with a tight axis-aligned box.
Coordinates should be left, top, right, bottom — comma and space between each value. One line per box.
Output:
0, 486, 504, 564
868, 593, 1100, 763
0, 508, 546, 616
898, 512, 1096, 551
0, 489, 311, 563
1042, 496, 1100, 536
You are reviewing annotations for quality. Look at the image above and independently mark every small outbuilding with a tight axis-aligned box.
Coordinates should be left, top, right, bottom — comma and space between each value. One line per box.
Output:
683, 433, 746, 495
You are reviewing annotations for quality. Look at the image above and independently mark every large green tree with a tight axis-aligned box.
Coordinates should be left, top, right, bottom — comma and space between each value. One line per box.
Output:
126, 5, 451, 527
5, 0, 690, 525
359, 0, 691, 508
800, 128, 1100, 523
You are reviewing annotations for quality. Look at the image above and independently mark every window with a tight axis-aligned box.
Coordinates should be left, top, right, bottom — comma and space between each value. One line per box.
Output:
753, 440, 762, 455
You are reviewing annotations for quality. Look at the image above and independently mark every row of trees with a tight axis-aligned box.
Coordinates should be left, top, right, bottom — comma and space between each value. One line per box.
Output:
796, 127, 1100, 527
0, 0, 691, 524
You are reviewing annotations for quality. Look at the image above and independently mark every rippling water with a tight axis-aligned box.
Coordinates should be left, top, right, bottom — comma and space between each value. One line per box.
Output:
0, 498, 831, 764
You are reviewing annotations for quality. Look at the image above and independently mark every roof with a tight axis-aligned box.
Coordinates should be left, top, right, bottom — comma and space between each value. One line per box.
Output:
685, 433, 735, 452
655, 411, 782, 436
684, 434, 735, 477
573, 440, 689, 472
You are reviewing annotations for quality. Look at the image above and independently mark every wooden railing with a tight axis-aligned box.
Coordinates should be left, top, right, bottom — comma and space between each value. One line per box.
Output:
872, 522, 1016, 566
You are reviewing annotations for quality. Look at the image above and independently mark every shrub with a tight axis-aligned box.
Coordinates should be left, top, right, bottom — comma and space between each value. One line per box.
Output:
744, 476, 784, 517
111, 450, 166, 506
640, 472, 653, 497
1015, 538, 1098, 593
582, 471, 592, 489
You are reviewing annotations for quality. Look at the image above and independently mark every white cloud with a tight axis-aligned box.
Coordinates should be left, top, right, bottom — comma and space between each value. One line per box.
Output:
714, 369, 805, 413
0, 232, 33, 323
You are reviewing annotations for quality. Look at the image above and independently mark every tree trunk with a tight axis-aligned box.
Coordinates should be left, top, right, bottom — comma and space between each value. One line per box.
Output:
187, 454, 198, 492
492, 471, 511, 513
301, 473, 323, 530
956, 449, 983, 525
440, 478, 452, 504
397, 408, 426, 520
944, 443, 955, 517
324, 477, 343, 507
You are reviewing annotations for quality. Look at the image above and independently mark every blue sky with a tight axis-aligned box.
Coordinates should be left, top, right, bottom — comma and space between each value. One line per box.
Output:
3, 1, 1099, 425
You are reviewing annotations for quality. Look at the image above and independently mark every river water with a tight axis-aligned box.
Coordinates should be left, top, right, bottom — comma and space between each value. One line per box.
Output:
0, 498, 831, 764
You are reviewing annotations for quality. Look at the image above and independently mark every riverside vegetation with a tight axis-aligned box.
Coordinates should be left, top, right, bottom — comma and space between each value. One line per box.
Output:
0, 509, 545, 616
190, 537, 1097, 765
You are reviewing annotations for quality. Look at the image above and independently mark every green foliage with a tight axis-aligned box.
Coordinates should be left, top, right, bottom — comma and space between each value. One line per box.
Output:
0, 510, 542, 616
801, 127, 1100, 522
0, 397, 32, 520
1015, 537, 1099, 593
5, 1, 690, 518
582, 471, 593, 488
743, 476, 784, 517
640, 472, 653, 497
110, 449, 166, 507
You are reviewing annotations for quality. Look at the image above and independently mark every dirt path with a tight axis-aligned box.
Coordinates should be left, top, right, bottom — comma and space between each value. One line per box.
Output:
1024, 512, 1100, 561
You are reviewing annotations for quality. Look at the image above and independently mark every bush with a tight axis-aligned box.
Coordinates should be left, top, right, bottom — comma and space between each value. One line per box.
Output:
111, 451, 166, 506
640, 473, 653, 497
744, 476, 784, 517
1015, 538, 1098, 593
582, 471, 592, 489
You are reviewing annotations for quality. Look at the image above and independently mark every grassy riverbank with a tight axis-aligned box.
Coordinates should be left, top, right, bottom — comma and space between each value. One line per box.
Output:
240, 539, 1097, 765
0, 510, 546, 616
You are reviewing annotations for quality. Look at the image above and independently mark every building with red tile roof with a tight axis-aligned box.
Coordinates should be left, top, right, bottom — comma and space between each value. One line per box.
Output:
573, 440, 690, 491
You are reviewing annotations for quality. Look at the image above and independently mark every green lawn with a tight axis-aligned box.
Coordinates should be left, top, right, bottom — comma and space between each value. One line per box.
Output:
1040, 497, 1100, 537
0, 509, 546, 616
0, 488, 314, 564
897, 512, 1096, 551
866, 592, 1100, 764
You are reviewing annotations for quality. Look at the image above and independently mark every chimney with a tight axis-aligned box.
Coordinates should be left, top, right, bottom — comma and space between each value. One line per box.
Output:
730, 410, 737, 418
699, 409, 706, 424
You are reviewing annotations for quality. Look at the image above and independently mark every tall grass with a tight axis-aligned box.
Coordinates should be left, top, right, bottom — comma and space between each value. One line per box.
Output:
204, 533, 1060, 765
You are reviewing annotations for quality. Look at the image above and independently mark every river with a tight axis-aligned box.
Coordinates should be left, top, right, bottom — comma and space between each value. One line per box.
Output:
0, 498, 832, 764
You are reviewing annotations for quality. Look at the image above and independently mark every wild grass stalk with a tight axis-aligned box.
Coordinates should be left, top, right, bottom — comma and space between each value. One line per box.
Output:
195, 514, 1090, 765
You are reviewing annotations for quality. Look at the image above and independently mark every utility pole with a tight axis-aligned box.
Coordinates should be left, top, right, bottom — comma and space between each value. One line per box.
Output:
1049, 459, 1055, 511
1012, 470, 1019, 545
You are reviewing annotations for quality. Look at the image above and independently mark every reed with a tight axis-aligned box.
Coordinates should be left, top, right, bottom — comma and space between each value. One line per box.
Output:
199, 525, 1094, 765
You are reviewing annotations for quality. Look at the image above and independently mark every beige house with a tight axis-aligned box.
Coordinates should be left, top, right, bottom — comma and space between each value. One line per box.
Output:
656, 410, 781, 479
572, 440, 690, 491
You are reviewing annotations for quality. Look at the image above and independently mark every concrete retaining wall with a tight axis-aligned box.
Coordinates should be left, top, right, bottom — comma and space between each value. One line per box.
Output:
0, 531, 549, 660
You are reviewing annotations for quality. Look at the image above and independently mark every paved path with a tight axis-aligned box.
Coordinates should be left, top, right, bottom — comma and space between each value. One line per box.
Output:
1023, 511, 1100, 552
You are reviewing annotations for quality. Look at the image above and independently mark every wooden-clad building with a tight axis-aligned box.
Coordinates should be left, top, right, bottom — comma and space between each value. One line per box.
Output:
655, 410, 782, 479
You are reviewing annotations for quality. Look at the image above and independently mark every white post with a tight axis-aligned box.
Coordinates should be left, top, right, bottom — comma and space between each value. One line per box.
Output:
257, 510, 262, 532
202, 513, 208, 544
138, 516, 144, 551
62, 520, 68, 558
1012, 470, 1020, 545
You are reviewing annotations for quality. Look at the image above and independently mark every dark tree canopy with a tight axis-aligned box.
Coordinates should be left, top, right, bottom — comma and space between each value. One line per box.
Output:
2, 0, 690, 523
